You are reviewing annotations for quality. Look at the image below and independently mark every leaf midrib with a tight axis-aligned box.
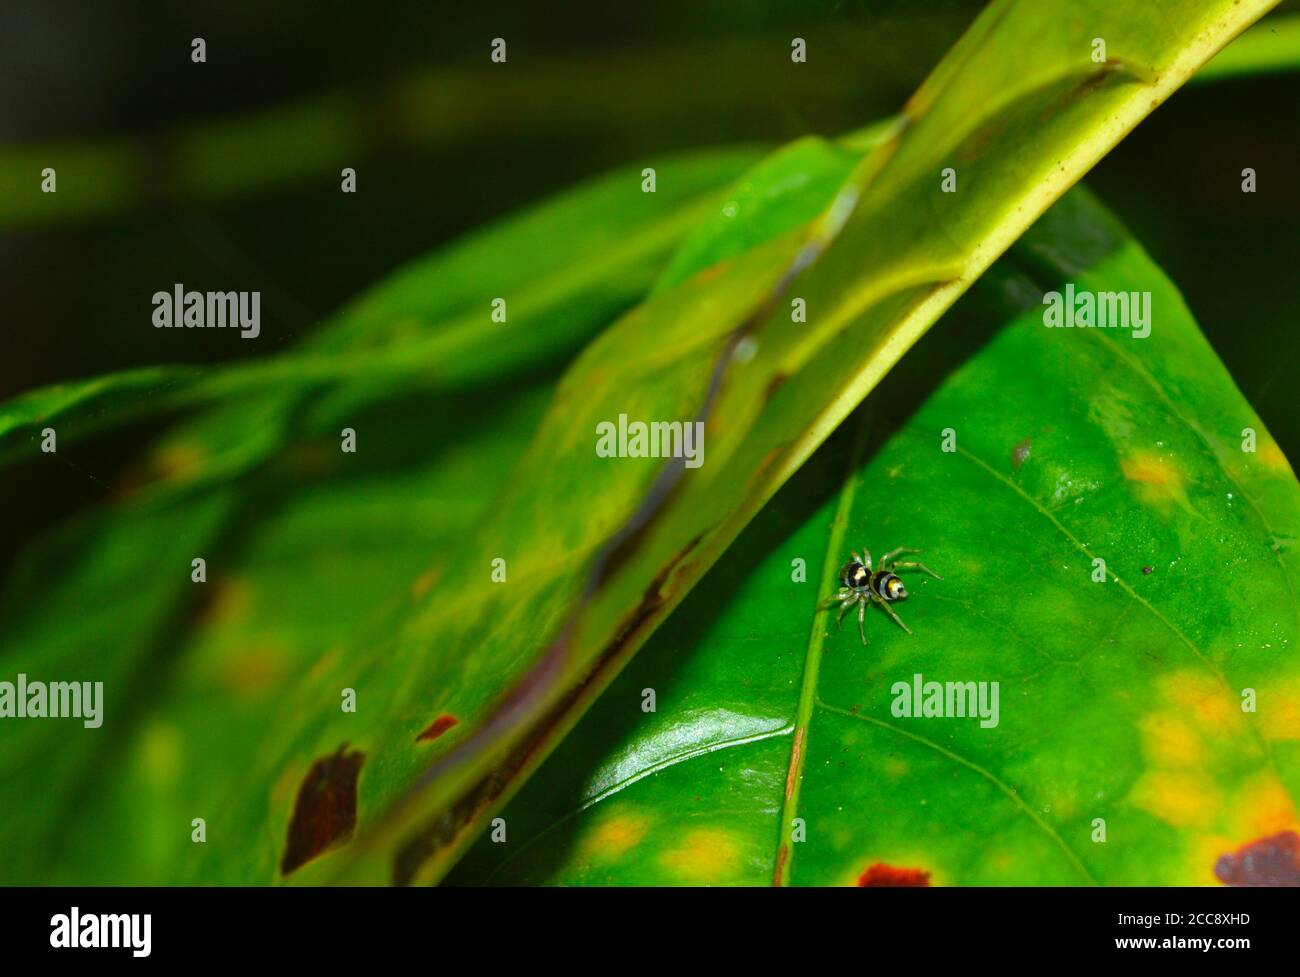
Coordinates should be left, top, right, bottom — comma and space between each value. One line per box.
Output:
772, 412, 873, 885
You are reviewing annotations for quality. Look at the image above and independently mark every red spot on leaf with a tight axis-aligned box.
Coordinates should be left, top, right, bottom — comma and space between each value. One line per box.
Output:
1215, 831, 1300, 886
416, 714, 459, 742
858, 862, 931, 886
1012, 438, 1032, 470
279, 744, 365, 876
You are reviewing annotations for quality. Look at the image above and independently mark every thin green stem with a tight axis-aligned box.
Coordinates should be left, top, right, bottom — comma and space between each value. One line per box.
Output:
772, 406, 873, 885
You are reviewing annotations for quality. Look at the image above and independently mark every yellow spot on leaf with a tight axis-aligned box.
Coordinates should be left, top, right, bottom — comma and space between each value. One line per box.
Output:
1256, 439, 1294, 476
1132, 670, 1299, 880
660, 828, 741, 881
1160, 672, 1237, 732
1256, 679, 1300, 740
1140, 712, 1201, 767
1121, 452, 1195, 517
1048, 794, 1077, 821
884, 756, 909, 779
1237, 775, 1298, 838
140, 721, 181, 784
580, 812, 649, 862
1131, 770, 1218, 829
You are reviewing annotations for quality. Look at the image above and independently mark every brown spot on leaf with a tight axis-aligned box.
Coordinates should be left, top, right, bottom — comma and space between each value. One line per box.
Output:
149, 441, 206, 485
392, 529, 706, 885
693, 258, 731, 285
1011, 438, 1031, 471
858, 862, 931, 886
391, 528, 718, 885
609, 531, 707, 643
1071, 60, 1125, 103
280, 744, 365, 876
751, 443, 789, 485
763, 371, 788, 405
417, 714, 459, 743
193, 576, 252, 627
410, 566, 442, 600
1215, 831, 1300, 886
272, 439, 337, 479
217, 642, 290, 696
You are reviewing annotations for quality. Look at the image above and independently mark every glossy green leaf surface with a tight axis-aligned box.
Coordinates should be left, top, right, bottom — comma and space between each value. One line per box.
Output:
0, 0, 1279, 887
449, 188, 1300, 886
182, 0, 1282, 884
360, 0, 1281, 885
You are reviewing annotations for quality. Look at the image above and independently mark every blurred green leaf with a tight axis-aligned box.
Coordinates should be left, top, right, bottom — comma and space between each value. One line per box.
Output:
0, 146, 765, 883
1, 6, 1288, 230
0, 12, 975, 230
448, 188, 1300, 886
0, 380, 556, 884
0, 146, 763, 468
1194, 12, 1300, 81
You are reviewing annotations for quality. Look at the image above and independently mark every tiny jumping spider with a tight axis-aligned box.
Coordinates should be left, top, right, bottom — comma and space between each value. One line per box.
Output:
823, 547, 942, 644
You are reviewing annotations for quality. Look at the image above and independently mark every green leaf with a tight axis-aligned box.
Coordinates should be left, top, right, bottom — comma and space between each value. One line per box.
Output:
1193, 13, 1300, 82
0, 376, 562, 883
0, 0, 1279, 886
0, 146, 764, 883
335, 0, 1281, 885
447, 187, 1300, 886
0, 146, 762, 468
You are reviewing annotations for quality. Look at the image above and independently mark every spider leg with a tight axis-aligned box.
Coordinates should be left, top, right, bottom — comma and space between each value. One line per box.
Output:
836, 598, 855, 630
881, 546, 920, 565
857, 598, 868, 644
873, 592, 914, 635
861, 547, 873, 569
891, 560, 943, 580
820, 590, 849, 610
